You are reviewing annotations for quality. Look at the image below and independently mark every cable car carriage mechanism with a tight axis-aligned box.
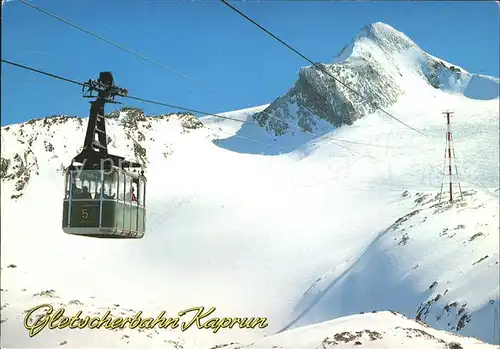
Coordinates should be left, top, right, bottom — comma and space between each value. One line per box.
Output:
62, 72, 146, 239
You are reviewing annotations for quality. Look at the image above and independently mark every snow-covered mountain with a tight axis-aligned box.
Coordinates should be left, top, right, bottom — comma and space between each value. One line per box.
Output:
280, 189, 500, 340
250, 22, 499, 140
1, 22, 499, 348
221, 311, 498, 349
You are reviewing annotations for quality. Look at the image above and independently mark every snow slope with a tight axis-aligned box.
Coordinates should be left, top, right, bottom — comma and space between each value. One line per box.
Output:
223, 311, 498, 349
1, 22, 499, 348
280, 189, 500, 341
1, 288, 200, 349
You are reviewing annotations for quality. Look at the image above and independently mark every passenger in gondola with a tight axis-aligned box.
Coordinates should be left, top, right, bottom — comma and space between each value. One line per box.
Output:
81, 186, 92, 199
131, 187, 137, 202
99, 187, 115, 200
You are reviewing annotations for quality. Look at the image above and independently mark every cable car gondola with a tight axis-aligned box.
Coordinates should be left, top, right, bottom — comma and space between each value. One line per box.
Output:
62, 72, 146, 239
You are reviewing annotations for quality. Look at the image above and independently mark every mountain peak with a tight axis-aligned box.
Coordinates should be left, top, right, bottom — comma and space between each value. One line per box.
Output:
331, 22, 419, 65
358, 22, 401, 38
352, 22, 418, 53
253, 21, 499, 139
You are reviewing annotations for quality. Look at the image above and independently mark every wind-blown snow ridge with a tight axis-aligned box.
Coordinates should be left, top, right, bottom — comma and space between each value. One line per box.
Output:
223, 311, 497, 349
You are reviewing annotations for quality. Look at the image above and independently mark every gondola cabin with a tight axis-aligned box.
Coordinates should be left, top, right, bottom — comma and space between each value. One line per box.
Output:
61, 71, 148, 239
62, 166, 146, 238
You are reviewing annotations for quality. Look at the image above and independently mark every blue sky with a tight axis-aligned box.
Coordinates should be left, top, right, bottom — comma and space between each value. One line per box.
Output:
1, 0, 499, 126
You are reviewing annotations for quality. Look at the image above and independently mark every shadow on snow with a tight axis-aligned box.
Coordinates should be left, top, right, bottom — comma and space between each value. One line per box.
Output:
211, 113, 336, 156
